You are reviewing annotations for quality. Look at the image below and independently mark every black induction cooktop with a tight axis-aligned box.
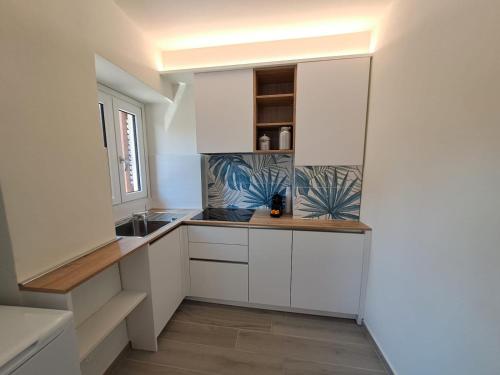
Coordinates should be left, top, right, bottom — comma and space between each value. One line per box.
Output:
190, 208, 255, 222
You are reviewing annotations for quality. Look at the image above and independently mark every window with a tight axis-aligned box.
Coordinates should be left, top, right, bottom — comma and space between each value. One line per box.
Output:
117, 109, 142, 193
98, 88, 148, 205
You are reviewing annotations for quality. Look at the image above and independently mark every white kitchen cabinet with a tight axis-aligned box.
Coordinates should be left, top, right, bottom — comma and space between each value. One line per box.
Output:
188, 225, 248, 245
194, 69, 253, 153
187, 225, 249, 303
249, 229, 292, 307
189, 260, 248, 302
295, 57, 370, 166
189, 242, 248, 263
148, 228, 183, 337
179, 226, 190, 298
291, 231, 364, 315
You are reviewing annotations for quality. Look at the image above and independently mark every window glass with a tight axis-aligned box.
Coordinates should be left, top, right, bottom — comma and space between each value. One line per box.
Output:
117, 110, 142, 193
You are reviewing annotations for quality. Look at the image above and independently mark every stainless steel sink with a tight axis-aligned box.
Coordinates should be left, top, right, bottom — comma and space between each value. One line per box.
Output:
115, 211, 180, 237
146, 212, 179, 222
115, 218, 170, 237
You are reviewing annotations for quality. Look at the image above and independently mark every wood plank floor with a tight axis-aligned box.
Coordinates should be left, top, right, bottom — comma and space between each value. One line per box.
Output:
111, 300, 389, 375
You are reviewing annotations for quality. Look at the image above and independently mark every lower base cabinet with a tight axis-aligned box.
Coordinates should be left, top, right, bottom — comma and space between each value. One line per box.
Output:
148, 228, 183, 337
185, 225, 368, 320
189, 260, 248, 302
291, 231, 364, 315
249, 229, 292, 307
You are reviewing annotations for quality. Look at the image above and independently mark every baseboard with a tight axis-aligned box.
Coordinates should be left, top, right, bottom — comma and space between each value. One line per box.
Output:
363, 322, 397, 375
186, 296, 358, 321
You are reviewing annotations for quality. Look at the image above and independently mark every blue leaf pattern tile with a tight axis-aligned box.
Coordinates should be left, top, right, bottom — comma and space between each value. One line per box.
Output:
205, 155, 363, 220
294, 165, 363, 220
206, 154, 292, 209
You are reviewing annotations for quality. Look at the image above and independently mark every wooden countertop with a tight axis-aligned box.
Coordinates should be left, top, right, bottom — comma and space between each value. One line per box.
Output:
184, 211, 370, 232
19, 215, 189, 294
20, 210, 370, 294
248, 210, 371, 232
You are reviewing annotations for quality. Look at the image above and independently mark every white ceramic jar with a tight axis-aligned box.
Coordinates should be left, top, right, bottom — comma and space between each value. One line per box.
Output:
279, 127, 291, 150
259, 134, 271, 150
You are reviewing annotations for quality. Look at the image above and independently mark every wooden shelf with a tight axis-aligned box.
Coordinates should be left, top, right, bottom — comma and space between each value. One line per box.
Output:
256, 122, 293, 128
254, 65, 296, 152
255, 66, 296, 95
77, 290, 146, 360
256, 93, 294, 105
254, 149, 294, 154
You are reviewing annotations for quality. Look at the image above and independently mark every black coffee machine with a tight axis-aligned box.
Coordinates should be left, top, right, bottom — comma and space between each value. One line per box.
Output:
270, 193, 284, 217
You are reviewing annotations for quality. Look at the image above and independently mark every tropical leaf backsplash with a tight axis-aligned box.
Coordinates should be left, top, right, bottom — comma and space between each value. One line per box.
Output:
206, 154, 292, 209
204, 154, 363, 220
294, 166, 363, 220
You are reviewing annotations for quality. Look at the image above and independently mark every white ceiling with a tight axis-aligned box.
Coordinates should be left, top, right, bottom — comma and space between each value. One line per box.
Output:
115, 0, 393, 51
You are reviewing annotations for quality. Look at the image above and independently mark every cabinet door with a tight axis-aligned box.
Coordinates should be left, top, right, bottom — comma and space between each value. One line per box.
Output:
194, 69, 253, 153
179, 226, 190, 298
249, 229, 292, 307
295, 57, 370, 166
291, 231, 364, 315
149, 228, 182, 336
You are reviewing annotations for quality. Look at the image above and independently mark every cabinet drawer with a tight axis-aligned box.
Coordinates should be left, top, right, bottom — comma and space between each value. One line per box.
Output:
189, 242, 248, 262
189, 260, 248, 302
188, 225, 248, 245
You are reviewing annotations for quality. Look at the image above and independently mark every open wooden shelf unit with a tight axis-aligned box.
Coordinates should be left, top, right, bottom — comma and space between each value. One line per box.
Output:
253, 149, 294, 154
77, 290, 146, 361
254, 65, 296, 153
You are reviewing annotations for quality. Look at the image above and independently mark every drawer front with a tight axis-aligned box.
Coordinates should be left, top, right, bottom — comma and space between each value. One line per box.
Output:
188, 225, 248, 245
189, 260, 248, 302
189, 242, 248, 262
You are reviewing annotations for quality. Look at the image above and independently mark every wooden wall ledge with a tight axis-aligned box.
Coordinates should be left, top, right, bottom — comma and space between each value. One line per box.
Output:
19, 237, 147, 294
19, 211, 370, 294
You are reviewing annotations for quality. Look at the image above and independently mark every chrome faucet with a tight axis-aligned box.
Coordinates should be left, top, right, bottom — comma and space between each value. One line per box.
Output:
132, 211, 148, 220
131, 211, 148, 232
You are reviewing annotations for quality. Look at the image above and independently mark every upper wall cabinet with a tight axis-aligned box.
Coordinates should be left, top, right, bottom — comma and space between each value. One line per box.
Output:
194, 69, 254, 153
295, 57, 370, 166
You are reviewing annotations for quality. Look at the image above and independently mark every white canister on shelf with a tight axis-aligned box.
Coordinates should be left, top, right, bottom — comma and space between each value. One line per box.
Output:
279, 127, 291, 150
259, 133, 271, 151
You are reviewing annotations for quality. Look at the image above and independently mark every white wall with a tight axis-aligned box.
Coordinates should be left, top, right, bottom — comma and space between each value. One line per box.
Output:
162, 32, 372, 72
361, 1, 500, 374
146, 84, 203, 209
0, 0, 169, 282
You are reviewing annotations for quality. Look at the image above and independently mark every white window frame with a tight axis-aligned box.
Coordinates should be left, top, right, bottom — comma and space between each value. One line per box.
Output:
97, 85, 149, 205
98, 91, 121, 205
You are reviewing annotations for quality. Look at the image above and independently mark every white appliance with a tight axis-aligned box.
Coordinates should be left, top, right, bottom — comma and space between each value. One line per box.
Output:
0, 306, 81, 375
